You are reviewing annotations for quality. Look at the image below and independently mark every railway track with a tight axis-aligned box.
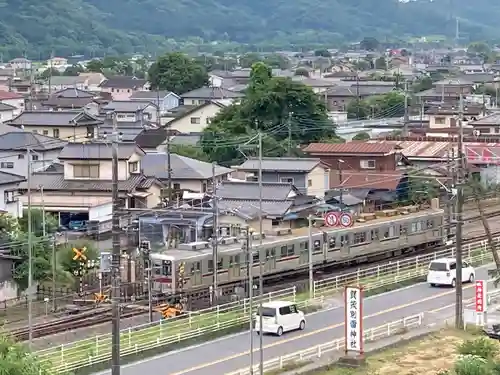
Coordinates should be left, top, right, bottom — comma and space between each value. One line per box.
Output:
10, 209, 500, 342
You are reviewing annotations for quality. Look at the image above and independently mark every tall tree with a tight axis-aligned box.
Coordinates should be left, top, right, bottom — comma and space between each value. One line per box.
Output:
148, 52, 209, 94
360, 37, 380, 51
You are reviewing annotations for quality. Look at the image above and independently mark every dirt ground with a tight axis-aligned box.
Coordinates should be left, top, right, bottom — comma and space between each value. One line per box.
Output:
320, 329, 496, 375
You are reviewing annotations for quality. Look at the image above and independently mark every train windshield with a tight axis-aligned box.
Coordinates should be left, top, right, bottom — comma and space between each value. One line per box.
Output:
153, 260, 172, 276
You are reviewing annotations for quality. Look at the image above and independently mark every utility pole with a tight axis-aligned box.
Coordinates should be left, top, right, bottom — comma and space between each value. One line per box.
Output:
308, 215, 313, 299
211, 162, 218, 305
258, 132, 264, 375
40, 185, 46, 237
287, 112, 293, 156
446, 148, 455, 238
111, 112, 121, 375
403, 80, 409, 137
166, 111, 172, 205
51, 236, 56, 312
455, 92, 465, 329
27, 148, 33, 349
247, 230, 254, 375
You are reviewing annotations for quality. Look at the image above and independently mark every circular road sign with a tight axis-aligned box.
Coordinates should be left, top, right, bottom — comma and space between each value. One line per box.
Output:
324, 212, 339, 227
340, 213, 353, 227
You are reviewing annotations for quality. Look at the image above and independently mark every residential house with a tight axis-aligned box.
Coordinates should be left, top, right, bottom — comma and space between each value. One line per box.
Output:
8, 79, 32, 96
302, 142, 402, 172
424, 104, 482, 137
98, 76, 148, 100
0, 172, 26, 218
141, 152, 233, 192
7, 111, 103, 141
101, 100, 158, 122
78, 72, 106, 91
97, 111, 157, 142
130, 90, 180, 113
233, 157, 330, 197
46, 57, 68, 68
0, 103, 16, 123
415, 79, 474, 104
166, 101, 226, 133
40, 75, 89, 92
325, 85, 396, 111
291, 76, 335, 94
0, 69, 14, 92
0, 91, 24, 116
8, 58, 32, 70
469, 113, 500, 136
41, 88, 99, 113
0, 132, 66, 176
18, 142, 164, 231
180, 87, 243, 106
215, 181, 321, 231
134, 127, 169, 152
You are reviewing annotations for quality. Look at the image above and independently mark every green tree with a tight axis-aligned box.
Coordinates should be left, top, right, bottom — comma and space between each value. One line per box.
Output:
170, 144, 210, 162
39, 68, 60, 79
63, 64, 84, 76
239, 53, 262, 69
294, 68, 310, 77
352, 132, 370, 141
264, 54, 290, 69
360, 37, 380, 51
314, 49, 331, 57
413, 76, 433, 93
18, 209, 58, 237
148, 52, 209, 94
58, 241, 99, 276
201, 62, 338, 165
374, 56, 387, 70
0, 334, 58, 374
85, 59, 104, 72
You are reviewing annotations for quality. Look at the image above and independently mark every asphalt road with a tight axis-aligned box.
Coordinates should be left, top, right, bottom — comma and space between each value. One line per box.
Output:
93, 265, 495, 375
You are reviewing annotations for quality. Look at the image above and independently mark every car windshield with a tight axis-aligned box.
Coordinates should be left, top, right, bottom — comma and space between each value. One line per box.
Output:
259, 307, 276, 317
429, 262, 448, 271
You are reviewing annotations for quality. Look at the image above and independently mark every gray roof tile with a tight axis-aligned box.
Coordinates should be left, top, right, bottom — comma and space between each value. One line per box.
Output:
58, 142, 145, 160
130, 91, 173, 99
142, 153, 232, 179
99, 76, 147, 89
8, 111, 102, 127
0, 171, 25, 185
0, 131, 67, 151
51, 88, 94, 98
180, 87, 244, 99
236, 157, 321, 172
102, 101, 157, 112
217, 199, 292, 217
217, 181, 298, 200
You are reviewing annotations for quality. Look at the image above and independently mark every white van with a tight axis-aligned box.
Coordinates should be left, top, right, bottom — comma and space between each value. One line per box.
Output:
427, 258, 475, 287
254, 301, 306, 336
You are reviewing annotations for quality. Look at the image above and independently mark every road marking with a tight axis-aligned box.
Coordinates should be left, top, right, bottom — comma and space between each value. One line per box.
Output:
169, 285, 475, 375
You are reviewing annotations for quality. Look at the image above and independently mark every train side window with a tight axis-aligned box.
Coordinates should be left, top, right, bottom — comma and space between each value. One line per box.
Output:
371, 229, 378, 240
427, 219, 434, 228
235, 255, 240, 266
253, 251, 260, 263
208, 259, 214, 273
340, 234, 349, 246
300, 241, 308, 250
217, 257, 224, 270
383, 225, 395, 239
313, 240, 321, 251
229, 256, 234, 266
400, 225, 407, 235
280, 245, 287, 257
411, 222, 417, 233
353, 232, 366, 245
328, 237, 336, 249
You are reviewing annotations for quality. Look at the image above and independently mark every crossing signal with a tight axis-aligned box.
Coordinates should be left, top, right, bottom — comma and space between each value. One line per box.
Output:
93, 293, 108, 304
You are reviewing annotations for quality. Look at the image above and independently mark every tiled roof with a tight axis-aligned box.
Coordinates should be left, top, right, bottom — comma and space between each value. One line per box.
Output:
326, 85, 396, 97
330, 170, 403, 190
142, 153, 232, 179
51, 88, 94, 99
19, 172, 161, 192
48, 76, 87, 85
0, 132, 67, 151
367, 140, 452, 159
102, 100, 157, 112
42, 97, 95, 108
134, 128, 168, 149
236, 157, 322, 172
0, 103, 15, 111
216, 181, 298, 201
99, 76, 147, 89
217, 199, 293, 218
8, 111, 102, 127
0, 90, 23, 100
180, 87, 244, 99
469, 113, 500, 126
58, 142, 145, 160
130, 90, 173, 99
0, 171, 25, 185
303, 142, 395, 155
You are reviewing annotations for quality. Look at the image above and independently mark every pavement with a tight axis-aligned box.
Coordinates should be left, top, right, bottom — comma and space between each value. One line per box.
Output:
93, 264, 497, 375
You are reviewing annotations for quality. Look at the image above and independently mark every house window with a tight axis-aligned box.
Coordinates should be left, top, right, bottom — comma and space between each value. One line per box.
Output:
434, 117, 446, 125
280, 177, 294, 184
173, 183, 181, 189
129, 161, 139, 173
0, 162, 13, 169
32, 154, 39, 161
53, 128, 60, 138
4, 191, 14, 204
18, 154, 24, 159
43, 130, 48, 136
308, 179, 312, 187
73, 164, 100, 178
86, 126, 95, 138
190, 117, 201, 124
206, 117, 213, 124
360, 160, 376, 169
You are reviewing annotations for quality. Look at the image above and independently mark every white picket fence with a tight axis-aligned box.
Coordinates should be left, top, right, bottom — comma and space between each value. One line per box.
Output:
226, 314, 424, 375
36, 236, 499, 373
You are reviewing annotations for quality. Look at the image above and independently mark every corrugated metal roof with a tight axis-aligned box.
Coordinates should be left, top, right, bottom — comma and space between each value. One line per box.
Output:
217, 181, 298, 201
303, 142, 394, 155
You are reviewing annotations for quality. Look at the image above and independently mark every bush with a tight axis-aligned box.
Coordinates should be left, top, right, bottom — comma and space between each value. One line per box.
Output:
454, 354, 492, 375
457, 337, 498, 360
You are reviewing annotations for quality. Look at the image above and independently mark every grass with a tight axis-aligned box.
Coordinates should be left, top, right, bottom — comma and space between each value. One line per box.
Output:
39, 245, 495, 373
310, 328, 490, 375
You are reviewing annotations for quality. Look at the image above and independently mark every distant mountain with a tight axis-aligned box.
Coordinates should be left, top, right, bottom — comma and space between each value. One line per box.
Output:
1, 0, 500, 59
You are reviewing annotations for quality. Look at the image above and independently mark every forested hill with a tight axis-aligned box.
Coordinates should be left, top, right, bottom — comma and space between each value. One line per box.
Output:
0, 0, 499, 59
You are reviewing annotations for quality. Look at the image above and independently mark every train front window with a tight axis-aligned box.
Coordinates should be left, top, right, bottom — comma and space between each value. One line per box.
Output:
153, 260, 172, 276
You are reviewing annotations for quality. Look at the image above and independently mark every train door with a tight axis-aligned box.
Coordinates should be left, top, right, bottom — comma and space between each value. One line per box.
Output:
191, 261, 202, 286
299, 241, 309, 265
229, 255, 241, 280
265, 247, 276, 271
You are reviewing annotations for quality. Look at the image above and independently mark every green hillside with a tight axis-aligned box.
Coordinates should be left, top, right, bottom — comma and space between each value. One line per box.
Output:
1, 0, 500, 59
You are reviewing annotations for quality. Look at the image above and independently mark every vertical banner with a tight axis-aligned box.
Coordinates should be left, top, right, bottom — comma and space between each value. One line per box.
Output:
345, 286, 363, 354
475, 280, 487, 313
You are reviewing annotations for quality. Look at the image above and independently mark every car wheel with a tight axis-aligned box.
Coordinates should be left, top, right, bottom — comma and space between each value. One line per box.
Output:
469, 274, 475, 283
299, 320, 306, 330
277, 326, 283, 336
451, 278, 456, 288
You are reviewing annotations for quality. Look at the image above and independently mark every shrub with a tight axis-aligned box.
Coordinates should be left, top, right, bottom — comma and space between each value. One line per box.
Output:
457, 337, 498, 360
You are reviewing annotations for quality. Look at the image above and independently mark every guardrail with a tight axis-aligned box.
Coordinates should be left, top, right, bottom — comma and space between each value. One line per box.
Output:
36, 235, 500, 373
226, 313, 424, 375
